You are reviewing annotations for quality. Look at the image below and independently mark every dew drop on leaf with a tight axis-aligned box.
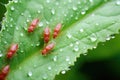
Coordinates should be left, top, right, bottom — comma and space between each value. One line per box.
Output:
27, 71, 32, 77
0, 53, 3, 58
66, 33, 72, 39
73, 45, 79, 52
116, 1, 120, 5
72, 6, 77, 11
89, 0, 93, 3
69, 43, 73, 47
46, 0, 50, 3
90, 34, 97, 42
51, 8, 55, 15
37, 10, 41, 13
79, 28, 84, 32
61, 70, 66, 74
81, 11, 86, 15
13, 0, 18, 3
42, 74, 48, 80
11, 6, 15, 11
59, 49, 63, 52
20, 33, 24, 37
66, 56, 70, 62
48, 66, 52, 70
53, 56, 57, 62
39, 22, 43, 27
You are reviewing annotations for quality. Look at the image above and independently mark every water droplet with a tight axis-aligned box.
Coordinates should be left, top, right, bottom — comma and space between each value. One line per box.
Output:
27, 71, 32, 77
75, 41, 79, 45
51, 8, 55, 15
37, 10, 41, 13
34, 64, 37, 68
14, 0, 18, 3
26, 19, 30, 22
53, 56, 57, 62
16, 27, 19, 30
81, 11, 86, 15
66, 56, 70, 62
21, 13, 24, 16
48, 66, 52, 70
95, 23, 99, 26
36, 43, 40, 46
39, 22, 43, 27
116, 1, 120, 5
61, 70, 66, 74
69, 0, 72, 3
73, 46, 79, 52
59, 49, 63, 52
31, 44, 34, 46
89, 0, 93, 3
67, 33, 72, 39
0, 53, 3, 57
90, 34, 97, 42
46, 0, 50, 3
20, 33, 24, 37
69, 43, 73, 47
72, 6, 77, 11
79, 28, 84, 32
42, 74, 48, 80
11, 6, 15, 11
106, 36, 111, 40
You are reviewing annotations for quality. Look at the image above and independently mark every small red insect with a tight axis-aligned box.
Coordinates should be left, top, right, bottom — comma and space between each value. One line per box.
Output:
28, 19, 39, 33
53, 23, 62, 38
42, 43, 55, 55
7, 44, 18, 59
0, 65, 10, 80
44, 27, 50, 43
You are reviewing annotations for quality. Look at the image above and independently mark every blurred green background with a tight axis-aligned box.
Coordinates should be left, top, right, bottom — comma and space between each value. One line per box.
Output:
0, 1, 120, 80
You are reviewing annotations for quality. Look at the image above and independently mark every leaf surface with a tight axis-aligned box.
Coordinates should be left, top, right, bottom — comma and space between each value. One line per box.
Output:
0, 0, 120, 80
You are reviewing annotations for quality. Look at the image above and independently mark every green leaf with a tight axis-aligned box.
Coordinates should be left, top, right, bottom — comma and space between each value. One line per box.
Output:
0, 0, 120, 80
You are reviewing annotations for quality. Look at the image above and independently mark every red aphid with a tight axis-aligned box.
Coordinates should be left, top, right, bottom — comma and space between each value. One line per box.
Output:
53, 23, 62, 38
42, 43, 55, 55
44, 27, 50, 43
28, 19, 39, 33
7, 44, 18, 59
0, 65, 10, 80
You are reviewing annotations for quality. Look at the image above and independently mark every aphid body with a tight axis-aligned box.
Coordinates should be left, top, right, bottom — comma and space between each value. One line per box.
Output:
7, 44, 18, 59
42, 43, 54, 55
0, 65, 10, 80
53, 23, 62, 38
28, 19, 39, 33
44, 27, 50, 43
